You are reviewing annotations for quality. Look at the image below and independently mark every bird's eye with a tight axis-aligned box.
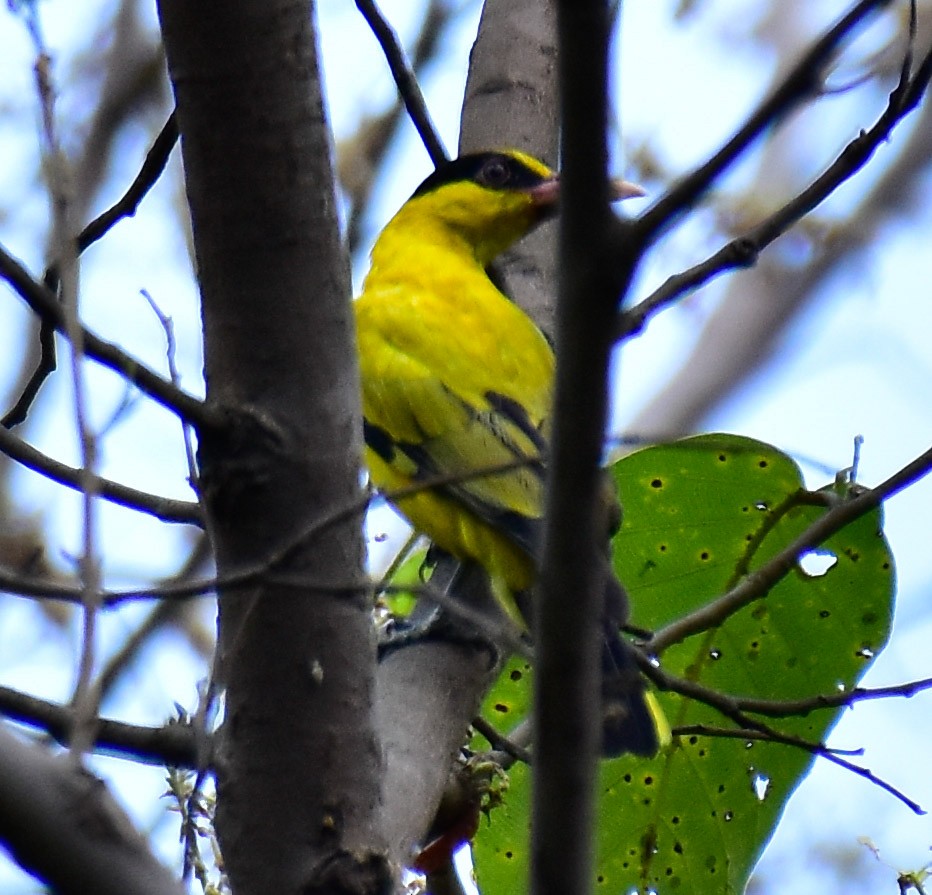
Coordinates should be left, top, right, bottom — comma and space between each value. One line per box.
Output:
478, 158, 510, 189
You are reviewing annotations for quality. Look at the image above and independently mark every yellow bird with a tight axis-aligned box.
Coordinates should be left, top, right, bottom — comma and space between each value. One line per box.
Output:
357, 149, 658, 757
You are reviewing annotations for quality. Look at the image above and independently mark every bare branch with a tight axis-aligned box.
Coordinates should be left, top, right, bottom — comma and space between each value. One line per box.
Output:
631, 0, 899, 248
0, 243, 215, 429
673, 723, 922, 814
78, 113, 179, 256
531, 4, 620, 895
732, 676, 932, 716
341, 0, 452, 254
28, 36, 104, 761
0, 417, 202, 524
141, 288, 200, 486
4, 69, 177, 428
0, 725, 188, 895
619, 34, 932, 341
355, 0, 448, 165
0, 686, 197, 767
636, 652, 924, 814
649, 441, 931, 653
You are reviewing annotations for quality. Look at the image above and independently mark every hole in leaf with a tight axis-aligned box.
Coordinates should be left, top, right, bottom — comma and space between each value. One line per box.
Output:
798, 549, 838, 577
751, 772, 771, 801
709, 648, 722, 660
754, 501, 768, 511
856, 646, 875, 659
724, 810, 734, 821
650, 478, 663, 489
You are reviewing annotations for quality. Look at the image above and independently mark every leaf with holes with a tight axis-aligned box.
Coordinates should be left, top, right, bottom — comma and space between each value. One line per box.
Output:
471, 434, 895, 895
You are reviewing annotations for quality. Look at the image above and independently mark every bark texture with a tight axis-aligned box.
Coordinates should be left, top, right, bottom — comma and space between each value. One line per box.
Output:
157, 2, 386, 893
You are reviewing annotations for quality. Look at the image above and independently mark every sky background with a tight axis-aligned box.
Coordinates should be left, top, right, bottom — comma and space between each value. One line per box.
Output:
0, 0, 930, 892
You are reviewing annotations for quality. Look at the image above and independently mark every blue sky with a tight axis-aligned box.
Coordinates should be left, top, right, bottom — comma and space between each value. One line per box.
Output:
0, 1, 930, 891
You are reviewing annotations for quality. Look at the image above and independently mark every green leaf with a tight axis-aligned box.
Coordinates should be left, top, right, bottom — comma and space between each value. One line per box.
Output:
472, 435, 895, 895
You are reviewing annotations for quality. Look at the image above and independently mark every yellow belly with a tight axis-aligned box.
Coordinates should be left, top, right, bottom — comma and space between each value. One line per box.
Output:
366, 446, 536, 592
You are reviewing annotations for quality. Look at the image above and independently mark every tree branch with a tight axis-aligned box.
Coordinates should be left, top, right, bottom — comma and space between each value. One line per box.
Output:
355, 0, 447, 165
0, 725, 187, 895
0, 687, 197, 767
0, 244, 214, 428
76, 112, 179, 256
341, 1, 452, 254
157, 1, 386, 892
3, 113, 180, 429
532, 5, 621, 895
649, 442, 932, 653
630, 0, 898, 248
673, 723, 922, 814
0, 424, 201, 524
618, 30, 932, 341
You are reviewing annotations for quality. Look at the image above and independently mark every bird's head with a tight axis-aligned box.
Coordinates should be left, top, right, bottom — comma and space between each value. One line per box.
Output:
397, 149, 643, 266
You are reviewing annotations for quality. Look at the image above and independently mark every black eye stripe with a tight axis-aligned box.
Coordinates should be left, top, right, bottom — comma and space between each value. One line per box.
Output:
411, 152, 550, 199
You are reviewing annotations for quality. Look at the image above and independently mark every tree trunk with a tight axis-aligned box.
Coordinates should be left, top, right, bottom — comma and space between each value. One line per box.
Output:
156, 2, 386, 892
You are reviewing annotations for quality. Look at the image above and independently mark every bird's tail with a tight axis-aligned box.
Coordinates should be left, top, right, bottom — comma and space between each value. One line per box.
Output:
599, 620, 660, 757
599, 574, 661, 758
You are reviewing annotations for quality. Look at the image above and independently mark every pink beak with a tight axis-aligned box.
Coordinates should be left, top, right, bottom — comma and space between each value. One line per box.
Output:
527, 175, 646, 208
609, 178, 647, 201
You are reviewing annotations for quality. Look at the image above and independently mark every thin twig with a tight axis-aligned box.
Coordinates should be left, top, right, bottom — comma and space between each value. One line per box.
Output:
0, 243, 215, 428
638, 653, 924, 813
674, 724, 923, 814
619, 32, 932, 340
732, 676, 932, 717
77, 112, 178, 255
471, 715, 533, 766
2, 112, 179, 429
30, 39, 103, 761
631, 0, 898, 248
355, 0, 448, 166
343, 0, 452, 254
649, 441, 932, 653
0, 683, 197, 766
140, 288, 200, 488
0, 424, 202, 524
